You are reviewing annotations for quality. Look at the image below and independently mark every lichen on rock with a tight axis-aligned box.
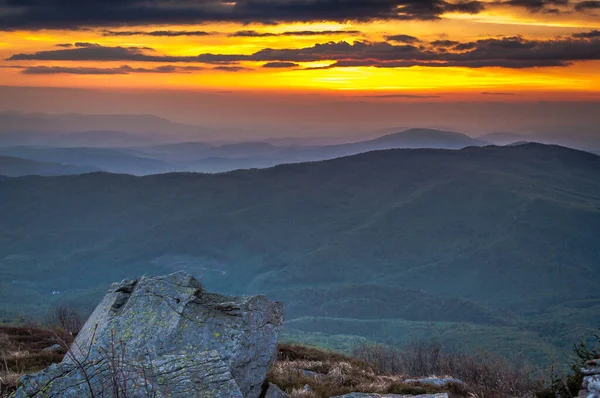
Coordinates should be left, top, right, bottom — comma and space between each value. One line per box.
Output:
14, 272, 284, 398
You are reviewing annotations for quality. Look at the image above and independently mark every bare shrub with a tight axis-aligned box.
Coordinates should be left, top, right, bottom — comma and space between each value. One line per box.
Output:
0, 334, 10, 352
0, 324, 74, 398
268, 344, 447, 398
0, 370, 22, 398
54, 327, 159, 398
47, 306, 83, 335
354, 342, 543, 398
534, 331, 600, 397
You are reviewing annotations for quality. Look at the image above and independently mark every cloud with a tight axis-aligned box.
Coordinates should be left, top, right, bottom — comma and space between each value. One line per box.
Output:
212, 66, 251, 72
19, 65, 204, 75
481, 91, 518, 95
9, 35, 600, 69
361, 94, 442, 98
229, 29, 362, 37
573, 30, 600, 39
385, 34, 421, 44
0, 0, 487, 30
572, 30, 600, 38
574, 0, 600, 11
495, 0, 569, 13
431, 40, 461, 47
262, 62, 299, 68
8, 44, 196, 63
102, 30, 211, 37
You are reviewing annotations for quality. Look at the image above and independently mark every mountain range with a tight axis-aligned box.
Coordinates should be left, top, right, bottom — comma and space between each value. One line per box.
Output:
1, 143, 599, 364
0, 111, 207, 144
0, 128, 488, 175
0, 156, 96, 177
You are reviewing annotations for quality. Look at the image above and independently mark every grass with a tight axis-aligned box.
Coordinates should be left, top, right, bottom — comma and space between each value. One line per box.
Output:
1, 322, 546, 398
0, 324, 73, 398
268, 343, 543, 398
353, 342, 543, 398
268, 344, 450, 397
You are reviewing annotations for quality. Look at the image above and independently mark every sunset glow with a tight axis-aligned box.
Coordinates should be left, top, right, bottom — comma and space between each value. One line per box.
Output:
0, 0, 598, 101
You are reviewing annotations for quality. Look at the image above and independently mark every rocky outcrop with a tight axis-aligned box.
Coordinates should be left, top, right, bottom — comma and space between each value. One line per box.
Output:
16, 350, 243, 398
580, 359, 600, 398
15, 272, 284, 398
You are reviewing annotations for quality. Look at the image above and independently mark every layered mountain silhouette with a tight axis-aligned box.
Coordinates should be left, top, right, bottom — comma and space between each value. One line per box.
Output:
0, 128, 490, 175
0, 155, 96, 177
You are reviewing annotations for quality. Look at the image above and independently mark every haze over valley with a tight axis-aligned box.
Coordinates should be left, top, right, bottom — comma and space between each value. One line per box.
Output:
1, 111, 599, 175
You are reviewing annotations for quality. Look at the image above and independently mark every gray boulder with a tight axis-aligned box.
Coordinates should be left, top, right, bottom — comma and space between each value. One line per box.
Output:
15, 272, 284, 398
16, 350, 243, 398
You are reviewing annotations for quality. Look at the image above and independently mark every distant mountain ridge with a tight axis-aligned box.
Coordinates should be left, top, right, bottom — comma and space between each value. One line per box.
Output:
0, 128, 491, 175
0, 111, 207, 144
350, 128, 488, 149
0, 155, 96, 177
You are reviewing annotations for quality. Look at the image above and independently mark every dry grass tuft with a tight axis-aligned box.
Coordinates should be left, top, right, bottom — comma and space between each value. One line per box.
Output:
353, 342, 543, 398
268, 344, 450, 398
0, 327, 543, 398
0, 325, 72, 398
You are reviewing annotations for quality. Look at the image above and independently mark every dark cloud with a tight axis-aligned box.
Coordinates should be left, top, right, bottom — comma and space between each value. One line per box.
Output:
0, 0, 487, 30
573, 30, 600, 38
481, 91, 518, 95
55, 43, 73, 48
8, 45, 196, 62
431, 40, 461, 47
497, 0, 600, 13
229, 30, 361, 37
10, 35, 600, 69
495, 0, 569, 13
262, 62, 299, 68
102, 30, 211, 37
212, 66, 251, 72
385, 34, 421, 43
20, 65, 204, 75
74, 42, 101, 48
361, 94, 442, 98
574, 0, 600, 10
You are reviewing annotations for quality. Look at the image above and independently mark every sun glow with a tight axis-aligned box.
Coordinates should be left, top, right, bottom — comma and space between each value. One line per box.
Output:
0, 5, 598, 101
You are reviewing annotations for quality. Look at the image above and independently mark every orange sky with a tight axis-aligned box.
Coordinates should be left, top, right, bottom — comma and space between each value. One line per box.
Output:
0, 2, 599, 101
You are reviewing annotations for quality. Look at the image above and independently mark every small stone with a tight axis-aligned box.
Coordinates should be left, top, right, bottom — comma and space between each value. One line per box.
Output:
264, 382, 291, 398
41, 344, 62, 353
405, 376, 465, 388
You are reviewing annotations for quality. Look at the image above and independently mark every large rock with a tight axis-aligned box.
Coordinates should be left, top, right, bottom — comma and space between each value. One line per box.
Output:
580, 359, 600, 398
16, 350, 243, 398
15, 272, 284, 398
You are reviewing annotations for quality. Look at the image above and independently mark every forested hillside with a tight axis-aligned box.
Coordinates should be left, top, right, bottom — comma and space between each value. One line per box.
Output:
1, 143, 599, 363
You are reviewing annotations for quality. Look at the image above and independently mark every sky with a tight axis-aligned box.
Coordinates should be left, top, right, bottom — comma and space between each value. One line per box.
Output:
0, 0, 599, 136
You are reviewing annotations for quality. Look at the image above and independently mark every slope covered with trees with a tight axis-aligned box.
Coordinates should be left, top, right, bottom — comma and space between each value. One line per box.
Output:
1, 144, 599, 363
